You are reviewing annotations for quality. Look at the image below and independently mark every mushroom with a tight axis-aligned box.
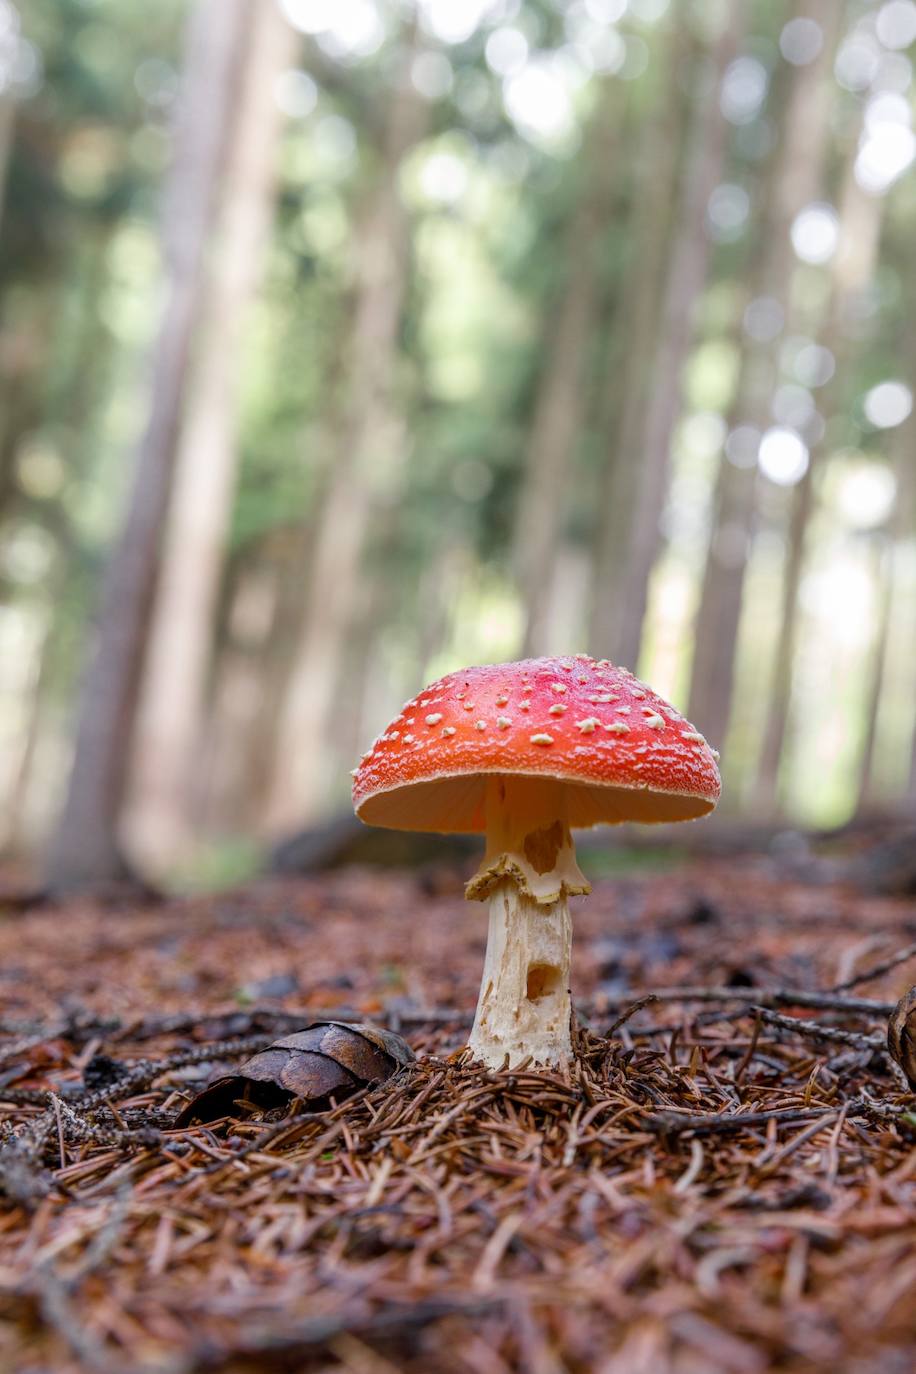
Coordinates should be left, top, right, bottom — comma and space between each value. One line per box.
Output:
352, 655, 720, 1070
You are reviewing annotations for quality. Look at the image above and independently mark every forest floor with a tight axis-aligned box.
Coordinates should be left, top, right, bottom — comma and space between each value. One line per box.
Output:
1, 846, 915, 1373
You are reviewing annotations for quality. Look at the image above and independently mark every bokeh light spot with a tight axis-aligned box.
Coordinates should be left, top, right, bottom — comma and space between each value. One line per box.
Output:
793, 341, 835, 388
707, 183, 750, 242
725, 425, 761, 469
835, 34, 880, 92
504, 56, 575, 145
274, 70, 318, 119
836, 461, 897, 529
790, 203, 839, 265
744, 296, 784, 343
862, 380, 913, 429
720, 57, 768, 125
779, 17, 823, 66
758, 427, 810, 485
876, 1, 916, 51
485, 27, 528, 77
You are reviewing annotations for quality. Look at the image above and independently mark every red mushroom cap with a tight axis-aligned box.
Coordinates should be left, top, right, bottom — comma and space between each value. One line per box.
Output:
353, 656, 720, 833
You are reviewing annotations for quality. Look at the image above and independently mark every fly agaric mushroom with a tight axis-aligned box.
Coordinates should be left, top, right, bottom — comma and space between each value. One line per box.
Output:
352, 656, 720, 1070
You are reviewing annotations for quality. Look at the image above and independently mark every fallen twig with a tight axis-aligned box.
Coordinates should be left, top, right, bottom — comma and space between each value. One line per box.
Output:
829, 939, 916, 994
752, 1007, 886, 1050
641, 1105, 841, 1136
587, 987, 894, 1016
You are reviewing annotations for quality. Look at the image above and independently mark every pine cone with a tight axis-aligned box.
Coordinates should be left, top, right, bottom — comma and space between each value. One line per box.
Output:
173, 1021, 414, 1126
888, 988, 916, 1089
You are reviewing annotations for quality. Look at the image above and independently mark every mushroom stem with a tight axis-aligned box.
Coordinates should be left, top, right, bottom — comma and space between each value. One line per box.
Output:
469, 879, 573, 1068
466, 776, 590, 1069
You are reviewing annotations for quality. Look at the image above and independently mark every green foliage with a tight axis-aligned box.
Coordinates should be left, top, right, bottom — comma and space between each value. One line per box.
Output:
2, 0, 915, 860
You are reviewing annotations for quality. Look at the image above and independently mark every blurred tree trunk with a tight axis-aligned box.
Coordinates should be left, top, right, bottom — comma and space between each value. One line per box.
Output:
2, 613, 51, 853
194, 550, 279, 835
857, 372, 916, 811
265, 49, 428, 833
228, 532, 316, 832
221, 318, 352, 833
911, 645, 916, 806
0, 364, 36, 519
754, 455, 816, 800
0, 227, 119, 852
588, 22, 687, 659
754, 154, 883, 806
515, 90, 619, 658
857, 536, 894, 812
128, 0, 296, 869
44, 0, 250, 889
0, 285, 55, 524
687, 0, 840, 751
891, 335, 916, 807
612, 4, 742, 671
0, 86, 14, 235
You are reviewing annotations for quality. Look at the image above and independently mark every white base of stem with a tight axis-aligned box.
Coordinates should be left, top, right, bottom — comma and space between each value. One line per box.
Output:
468, 878, 572, 1069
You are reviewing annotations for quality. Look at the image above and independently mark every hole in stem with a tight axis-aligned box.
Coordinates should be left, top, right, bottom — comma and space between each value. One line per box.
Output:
526, 964, 561, 1001
524, 821, 564, 875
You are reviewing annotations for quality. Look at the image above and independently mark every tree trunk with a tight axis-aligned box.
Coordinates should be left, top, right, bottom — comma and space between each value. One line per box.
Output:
193, 550, 281, 836
687, 0, 841, 752
265, 50, 428, 834
210, 317, 354, 836
0, 368, 38, 521
855, 360, 916, 812
0, 280, 57, 526
612, 5, 743, 672
515, 90, 619, 658
0, 87, 14, 237
899, 350, 916, 805
588, 21, 688, 660
1, 612, 52, 855
856, 537, 894, 812
224, 535, 314, 834
44, 0, 251, 889
127, 1, 297, 870
910, 644, 916, 805
753, 457, 815, 802
754, 152, 884, 807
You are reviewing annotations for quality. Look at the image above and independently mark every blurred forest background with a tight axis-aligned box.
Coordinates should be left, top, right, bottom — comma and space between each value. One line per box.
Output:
0, 0, 914, 889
